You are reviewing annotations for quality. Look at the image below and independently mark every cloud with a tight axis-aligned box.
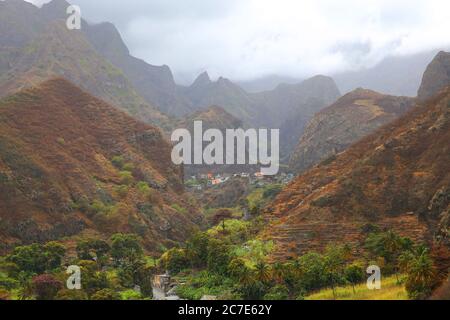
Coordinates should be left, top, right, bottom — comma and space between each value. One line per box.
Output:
27, 0, 450, 83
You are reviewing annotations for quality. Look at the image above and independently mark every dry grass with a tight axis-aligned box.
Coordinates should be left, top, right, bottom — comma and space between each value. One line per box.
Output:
306, 276, 408, 300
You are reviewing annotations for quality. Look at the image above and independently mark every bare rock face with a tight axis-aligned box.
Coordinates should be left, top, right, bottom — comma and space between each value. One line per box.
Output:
289, 88, 414, 173
418, 51, 450, 101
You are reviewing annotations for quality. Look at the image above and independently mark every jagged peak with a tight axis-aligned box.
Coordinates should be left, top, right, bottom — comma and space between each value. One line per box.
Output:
191, 71, 212, 87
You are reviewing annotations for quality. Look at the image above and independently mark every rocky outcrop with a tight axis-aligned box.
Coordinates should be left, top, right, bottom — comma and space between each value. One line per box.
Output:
418, 51, 450, 101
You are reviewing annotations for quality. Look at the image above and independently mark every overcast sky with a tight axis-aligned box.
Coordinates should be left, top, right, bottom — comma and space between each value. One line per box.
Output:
28, 0, 450, 84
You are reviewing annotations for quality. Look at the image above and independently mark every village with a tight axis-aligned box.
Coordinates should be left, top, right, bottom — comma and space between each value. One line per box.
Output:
185, 171, 295, 191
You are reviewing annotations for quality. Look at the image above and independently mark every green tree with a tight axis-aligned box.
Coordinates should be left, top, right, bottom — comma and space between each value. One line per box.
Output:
161, 248, 189, 275
43, 242, 66, 270
78, 260, 110, 296
255, 261, 272, 284
365, 231, 412, 274
344, 263, 365, 294
297, 252, 327, 292
7, 244, 47, 274
228, 258, 248, 281
7, 242, 66, 275
207, 239, 231, 275
186, 232, 210, 268
404, 247, 436, 300
323, 246, 347, 299
110, 234, 143, 267
76, 239, 110, 265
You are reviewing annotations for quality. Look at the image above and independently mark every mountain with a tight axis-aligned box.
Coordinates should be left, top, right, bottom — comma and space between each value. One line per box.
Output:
174, 105, 254, 175
238, 75, 303, 93
289, 89, 415, 173
334, 50, 440, 97
263, 86, 450, 259
176, 105, 243, 131
252, 76, 341, 159
418, 51, 450, 101
0, 0, 171, 129
84, 21, 193, 117
184, 74, 341, 159
0, 78, 203, 254
185, 75, 257, 125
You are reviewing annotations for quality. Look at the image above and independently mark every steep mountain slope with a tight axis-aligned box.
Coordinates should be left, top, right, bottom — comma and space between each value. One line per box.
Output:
185, 74, 257, 125
0, 79, 202, 254
418, 51, 450, 101
253, 76, 341, 159
0, 0, 46, 48
263, 87, 450, 259
0, 0, 171, 129
184, 74, 341, 159
176, 105, 243, 131
84, 21, 193, 117
174, 105, 255, 175
289, 89, 415, 173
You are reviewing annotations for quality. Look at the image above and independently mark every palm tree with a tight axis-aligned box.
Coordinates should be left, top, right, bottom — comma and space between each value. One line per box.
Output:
271, 262, 286, 284
239, 267, 255, 286
405, 248, 436, 299
255, 261, 272, 283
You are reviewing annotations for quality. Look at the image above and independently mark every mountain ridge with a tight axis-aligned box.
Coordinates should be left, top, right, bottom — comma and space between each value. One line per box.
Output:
0, 78, 202, 253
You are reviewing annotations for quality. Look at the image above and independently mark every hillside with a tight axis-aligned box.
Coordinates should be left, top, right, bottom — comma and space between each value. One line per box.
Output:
176, 105, 243, 131
85, 21, 193, 117
0, 0, 171, 129
175, 105, 256, 175
0, 78, 203, 254
185, 74, 257, 125
184, 74, 341, 159
418, 51, 450, 101
263, 86, 450, 259
255, 76, 341, 159
289, 89, 415, 173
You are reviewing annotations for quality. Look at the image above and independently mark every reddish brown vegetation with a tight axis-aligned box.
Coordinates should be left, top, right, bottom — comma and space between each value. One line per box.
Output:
0, 78, 203, 254
264, 87, 450, 259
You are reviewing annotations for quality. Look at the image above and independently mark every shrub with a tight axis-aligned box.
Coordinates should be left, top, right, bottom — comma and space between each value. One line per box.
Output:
119, 171, 134, 185
32, 274, 63, 300
160, 248, 189, 274
0, 272, 18, 290
115, 185, 129, 198
344, 263, 365, 293
137, 181, 151, 195
171, 204, 188, 215
186, 232, 210, 268
207, 240, 231, 275
120, 289, 142, 300
122, 163, 135, 172
111, 156, 125, 169
55, 289, 89, 300
56, 137, 65, 145
110, 234, 143, 266
263, 285, 289, 300
91, 288, 121, 300
262, 184, 283, 200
